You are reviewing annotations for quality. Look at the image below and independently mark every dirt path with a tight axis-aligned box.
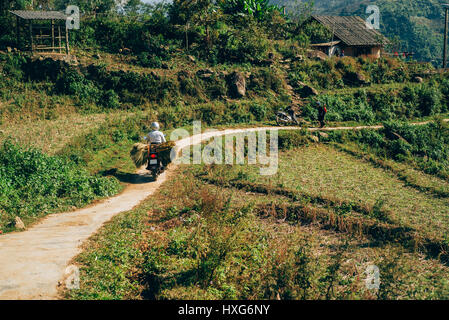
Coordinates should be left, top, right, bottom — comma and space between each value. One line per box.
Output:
0, 120, 447, 300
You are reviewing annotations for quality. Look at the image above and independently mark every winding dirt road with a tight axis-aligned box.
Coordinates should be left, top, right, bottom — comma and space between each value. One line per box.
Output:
0, 121, 447, 299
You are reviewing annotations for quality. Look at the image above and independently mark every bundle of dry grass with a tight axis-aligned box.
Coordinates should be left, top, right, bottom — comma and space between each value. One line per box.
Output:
130, 143, 149, 168
130, 141, 176, 168
155, 141, 176, 166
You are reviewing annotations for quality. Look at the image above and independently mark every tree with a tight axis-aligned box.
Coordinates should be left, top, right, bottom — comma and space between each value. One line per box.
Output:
218, 0, 281, 21
54, 0, 116, 16
170, 0, 217, 50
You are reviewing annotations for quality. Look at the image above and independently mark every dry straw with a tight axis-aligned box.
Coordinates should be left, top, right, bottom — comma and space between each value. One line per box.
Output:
130, 143, 149, 168
130, 141, 176, 168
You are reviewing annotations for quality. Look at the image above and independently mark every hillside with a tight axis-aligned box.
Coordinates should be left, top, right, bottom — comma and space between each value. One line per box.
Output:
272, 0, 445, 63
0, 0, 449, 301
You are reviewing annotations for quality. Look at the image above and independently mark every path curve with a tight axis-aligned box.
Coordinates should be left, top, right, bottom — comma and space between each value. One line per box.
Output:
0, 120, 447, 299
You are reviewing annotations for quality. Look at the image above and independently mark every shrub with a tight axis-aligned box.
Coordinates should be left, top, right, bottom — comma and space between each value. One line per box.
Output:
278, 129, 310, 149
101, 90, 121, 109
416, 84, 442, 116
0, 141, 120, 231
216, 25, 270, 64
55, 68, 100, 103
249, 103, 268, 121
136, 52, 163, 68
1, 53, 26, 80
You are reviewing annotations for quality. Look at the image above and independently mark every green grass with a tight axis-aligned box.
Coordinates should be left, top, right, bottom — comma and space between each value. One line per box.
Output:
63, 163, 449, 300
215, 144, 449, 241
0, 141, 121, 233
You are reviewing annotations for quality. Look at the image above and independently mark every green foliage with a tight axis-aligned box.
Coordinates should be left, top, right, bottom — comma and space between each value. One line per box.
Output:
249, 103, 268, 121
291, 57, 434, 91
218, 0, 282, 21
299, 20, 333, 44
292, 0, 444, 64
136, 52, 163, 68
0, 53, 26, 80
299, 75, 448, 124
278, 129, 310, 149
327, 120, 449, 178
55, 68, 100, 104
0, 140, 120, 231
101, 89, 121, 109
214, 23, 271, 63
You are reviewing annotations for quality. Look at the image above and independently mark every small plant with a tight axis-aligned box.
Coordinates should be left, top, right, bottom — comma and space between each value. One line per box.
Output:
101, 90, 121, 109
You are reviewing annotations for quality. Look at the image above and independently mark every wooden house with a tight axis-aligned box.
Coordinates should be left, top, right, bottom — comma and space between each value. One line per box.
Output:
309, 15, 388, 58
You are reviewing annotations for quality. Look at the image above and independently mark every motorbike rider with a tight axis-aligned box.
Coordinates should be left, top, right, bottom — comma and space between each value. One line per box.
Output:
145, 121, 166, 144
144, 122, 166, 169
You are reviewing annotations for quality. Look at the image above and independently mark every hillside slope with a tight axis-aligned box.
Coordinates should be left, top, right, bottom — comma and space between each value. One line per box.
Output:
272, 0, 445, 63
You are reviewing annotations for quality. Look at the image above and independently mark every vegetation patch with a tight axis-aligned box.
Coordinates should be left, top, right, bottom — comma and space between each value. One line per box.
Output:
64, 166, 449, 300
0, 141, 121, 233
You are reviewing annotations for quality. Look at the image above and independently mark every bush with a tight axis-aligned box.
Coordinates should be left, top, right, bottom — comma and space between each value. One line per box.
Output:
136, 52, 163, 68
55, 68, 100, 103
1, 53, 26, 80
278, 129, 310, 149
215, 24, 271, 64
101, 90, 121, 109
249, 103, 268, 121
0, 141, 120, 231
248, 68, 284, 95
416, 84, 442, 116
338, 120, 449, 178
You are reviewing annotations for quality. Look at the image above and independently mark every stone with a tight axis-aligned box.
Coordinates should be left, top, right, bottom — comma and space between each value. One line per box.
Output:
15, 217, 25, 230
307, 50, 328, 61
297, 81, 319, 97
319, 132, 329, 139
228, 71, 246, 98
187, 55, 196, 63
196, 68, 214, 79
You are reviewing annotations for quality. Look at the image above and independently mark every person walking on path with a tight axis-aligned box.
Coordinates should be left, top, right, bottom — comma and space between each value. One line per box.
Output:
316, 101, 327, 128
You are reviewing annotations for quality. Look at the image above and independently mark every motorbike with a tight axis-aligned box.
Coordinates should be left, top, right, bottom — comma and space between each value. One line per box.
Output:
276, 110, 300, 126
146, 144, 164, 179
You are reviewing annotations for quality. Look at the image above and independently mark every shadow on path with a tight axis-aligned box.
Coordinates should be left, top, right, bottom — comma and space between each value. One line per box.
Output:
100, 168, 155, 184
